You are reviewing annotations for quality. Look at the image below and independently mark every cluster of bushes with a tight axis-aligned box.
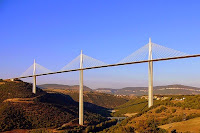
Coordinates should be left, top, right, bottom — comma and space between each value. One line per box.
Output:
186, 113, 200, 120
171, 108, 176, 113
85, 119, 117, 132
135, 118, 167, 133
0, 103, 32, 132
150, 112, 200, 126
58, 126, 85, 133
155, 106, 167, 113
104, 118, 167, 133
102, 125, 135, 133
165, 95, 200, 109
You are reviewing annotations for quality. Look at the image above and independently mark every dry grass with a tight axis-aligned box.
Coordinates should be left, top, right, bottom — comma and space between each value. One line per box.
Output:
3, 98, 35, 103
124, 113, 137, 117
4, 129, 28, 133
3, 94, 44, 103
132, 106, 200, 121
159, 117, 200, 133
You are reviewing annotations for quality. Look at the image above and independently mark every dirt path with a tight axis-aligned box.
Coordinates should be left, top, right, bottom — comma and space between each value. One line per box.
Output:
124, 113, 137, 117
3, 94, 44, 103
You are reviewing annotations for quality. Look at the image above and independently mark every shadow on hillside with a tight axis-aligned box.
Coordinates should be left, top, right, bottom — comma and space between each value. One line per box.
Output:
37, 93, 111, 117
84, 102, 111, 117
37, 93, 76, 106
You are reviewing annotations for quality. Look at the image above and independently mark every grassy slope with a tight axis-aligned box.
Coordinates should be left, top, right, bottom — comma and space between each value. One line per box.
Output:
112, 98, 147, 116
112, 98, 164, 117
45, 89, 128, 109
160, 117, 200, 132
112, 95, 200, 117
106, 106, 200, 133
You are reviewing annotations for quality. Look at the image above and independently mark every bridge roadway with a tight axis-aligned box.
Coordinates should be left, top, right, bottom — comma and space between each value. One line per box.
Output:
13, 54, 200, 79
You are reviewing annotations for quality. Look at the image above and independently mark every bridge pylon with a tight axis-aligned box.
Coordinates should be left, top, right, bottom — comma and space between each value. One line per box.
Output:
79, 50, 84, 125
33, 59, 36, 94
148, 38, 153, 108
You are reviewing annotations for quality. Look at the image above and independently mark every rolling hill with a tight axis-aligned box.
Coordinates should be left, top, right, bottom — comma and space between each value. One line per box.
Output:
39, 84, 92, 91
95, 84, 200, 96
0, 80, 107, 132
103, 95, 200, 133
40, 83, 200, 96
43, 88, 128, 109
2, 80, 200, 132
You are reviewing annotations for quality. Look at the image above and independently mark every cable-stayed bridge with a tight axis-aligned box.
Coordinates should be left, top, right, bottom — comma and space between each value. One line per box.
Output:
6, 38, 200, 125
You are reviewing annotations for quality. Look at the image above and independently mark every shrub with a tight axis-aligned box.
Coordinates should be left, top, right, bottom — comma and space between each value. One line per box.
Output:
85, 119, 117, 132
171, 108, 176, 113
155, 106, 167, 113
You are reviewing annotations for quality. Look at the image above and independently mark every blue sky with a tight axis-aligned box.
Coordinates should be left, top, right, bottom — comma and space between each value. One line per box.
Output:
1, 0, 200, 88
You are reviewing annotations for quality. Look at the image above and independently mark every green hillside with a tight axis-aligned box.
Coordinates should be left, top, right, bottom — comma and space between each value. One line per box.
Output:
112, 98, 148, 117
103, 95, 200, 133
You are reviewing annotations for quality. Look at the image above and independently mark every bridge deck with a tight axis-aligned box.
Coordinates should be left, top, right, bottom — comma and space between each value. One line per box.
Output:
9, 54, 200, 79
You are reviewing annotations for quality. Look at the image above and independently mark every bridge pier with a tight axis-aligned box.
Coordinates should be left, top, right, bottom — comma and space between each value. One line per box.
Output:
79, 50, 84, 125
33, 75, 36, 94
148, 38, 153, 108
32, 59, 36, 94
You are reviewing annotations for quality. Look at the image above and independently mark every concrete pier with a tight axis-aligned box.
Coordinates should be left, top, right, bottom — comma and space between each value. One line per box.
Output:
33, 59, 36, 94
148, 38, 153, 107
79, 50, 84, 125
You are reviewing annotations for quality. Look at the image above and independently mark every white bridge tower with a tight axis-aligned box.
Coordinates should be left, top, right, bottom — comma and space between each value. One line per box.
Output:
33, 59, 36, 94
148, 38, 153, 107
79, 50, 84, 125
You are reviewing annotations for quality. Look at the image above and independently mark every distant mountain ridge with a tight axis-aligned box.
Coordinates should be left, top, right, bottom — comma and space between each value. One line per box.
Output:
95, 84, 200, 95
39, 84, 92, 91
39, 84, 200, 96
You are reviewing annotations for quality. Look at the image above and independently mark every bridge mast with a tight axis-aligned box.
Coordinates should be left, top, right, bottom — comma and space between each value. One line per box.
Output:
33, 59, 36, 94
79, 50, 84, 125
148, 38, 153, 107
